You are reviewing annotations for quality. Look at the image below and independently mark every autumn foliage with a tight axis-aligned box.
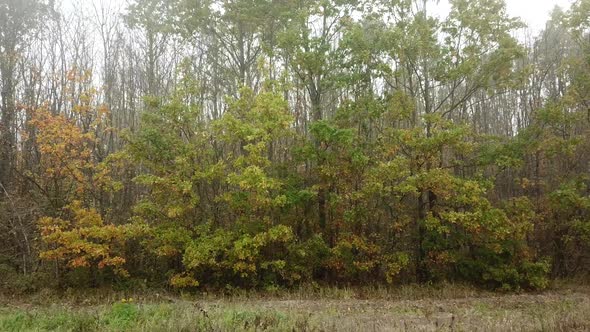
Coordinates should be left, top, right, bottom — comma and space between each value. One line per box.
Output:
1, 0, 590, 293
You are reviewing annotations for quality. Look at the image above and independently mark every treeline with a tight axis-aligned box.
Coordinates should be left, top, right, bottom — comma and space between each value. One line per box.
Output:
0, 0, 589, 292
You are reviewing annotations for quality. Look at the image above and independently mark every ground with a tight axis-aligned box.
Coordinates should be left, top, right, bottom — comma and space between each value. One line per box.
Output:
0, 283, 589, 331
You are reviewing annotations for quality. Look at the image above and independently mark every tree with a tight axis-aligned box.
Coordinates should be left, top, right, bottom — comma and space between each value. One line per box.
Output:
0, 0, 52, 190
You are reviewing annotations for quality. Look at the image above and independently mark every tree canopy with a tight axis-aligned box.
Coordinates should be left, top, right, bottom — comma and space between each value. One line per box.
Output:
0, 0, 589, 292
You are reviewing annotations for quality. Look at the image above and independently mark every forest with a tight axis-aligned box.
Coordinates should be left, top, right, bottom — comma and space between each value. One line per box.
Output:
0, 0, 589, 296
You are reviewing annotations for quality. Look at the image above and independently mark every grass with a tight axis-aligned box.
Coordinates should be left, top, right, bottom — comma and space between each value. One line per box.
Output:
0, 283, 589, 331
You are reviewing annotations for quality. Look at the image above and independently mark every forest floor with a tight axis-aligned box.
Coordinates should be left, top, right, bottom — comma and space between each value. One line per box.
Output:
0, 282, 589, 331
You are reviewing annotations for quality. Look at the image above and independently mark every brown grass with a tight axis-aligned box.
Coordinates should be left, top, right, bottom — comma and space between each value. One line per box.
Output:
1, 282, 589, 331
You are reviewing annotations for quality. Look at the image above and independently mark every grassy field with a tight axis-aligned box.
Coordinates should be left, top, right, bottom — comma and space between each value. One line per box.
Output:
0, 283, 589, 331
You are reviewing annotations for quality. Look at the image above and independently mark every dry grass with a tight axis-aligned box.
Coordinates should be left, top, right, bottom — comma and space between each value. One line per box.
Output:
0, 282, 589, 331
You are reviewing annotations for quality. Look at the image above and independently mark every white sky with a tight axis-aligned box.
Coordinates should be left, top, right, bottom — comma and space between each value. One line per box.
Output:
63, 0, 575, 33
506, 0, 573, 31
432, 0, 574, 32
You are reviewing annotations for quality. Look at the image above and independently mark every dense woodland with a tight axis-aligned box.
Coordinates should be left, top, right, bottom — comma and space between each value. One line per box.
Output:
0, 0, 589, 292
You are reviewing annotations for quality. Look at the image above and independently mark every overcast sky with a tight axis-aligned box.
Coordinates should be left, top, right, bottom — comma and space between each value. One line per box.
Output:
506, 0, 574, 31
63, 0, 575, 33
437, 0, 574, 32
